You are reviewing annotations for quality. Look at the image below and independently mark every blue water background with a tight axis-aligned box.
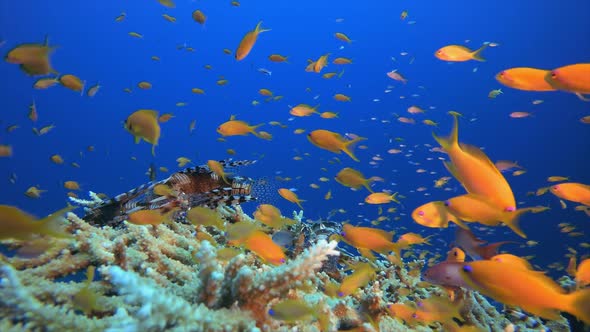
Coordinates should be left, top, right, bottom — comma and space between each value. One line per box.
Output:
1, 0, 589, 278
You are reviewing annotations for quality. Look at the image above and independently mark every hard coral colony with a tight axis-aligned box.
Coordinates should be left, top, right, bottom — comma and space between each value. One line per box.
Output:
1, 0, 590, 332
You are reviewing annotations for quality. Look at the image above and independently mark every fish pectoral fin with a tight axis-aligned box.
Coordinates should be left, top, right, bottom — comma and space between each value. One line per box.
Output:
575, 93, 590, 102
358, 248, 376, 261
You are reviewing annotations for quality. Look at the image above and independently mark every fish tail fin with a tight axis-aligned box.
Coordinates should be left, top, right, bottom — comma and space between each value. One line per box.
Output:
475, 241, 514, 259
502, 208, 532, 238
296, 200, 305, 210
363, 181, 375, 193
432, 113, 459, 151
342, 136, 367, 162
38, 204, 76, 239
250, 123, 265, 138
565, 288, 590, 325
471, 44, 488, 61
255, 21, 271, 34
575, 93, 590, 102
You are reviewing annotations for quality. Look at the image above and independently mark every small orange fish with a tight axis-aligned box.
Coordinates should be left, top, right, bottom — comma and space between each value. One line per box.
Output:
207, 160, 230, 184
217, 118, 264, 138
334, 32, 352, 43
435, 44, 488, 62
340, 224, 399, 260
278, 188, 305, 209
337, 262, 376, 297
364, 192, 399, 204
550, 182, 590, 207
334, 167, 375, 192
0, 205, 75, 240
127, 209, 174, 226
495, 67, 556, 91
192, 10, 206, 24
235, 21, 270, 61
545, 63, 590, 101
307, 129, 366, 162
241, 230, 285, 265
124, 110, 160, 156
5, 35, 58, 76
268, 54, 288, 62
411, 201, 466, 229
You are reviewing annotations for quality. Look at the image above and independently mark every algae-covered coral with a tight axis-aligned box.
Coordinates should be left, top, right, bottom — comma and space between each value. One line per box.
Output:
0, 202, 574, 332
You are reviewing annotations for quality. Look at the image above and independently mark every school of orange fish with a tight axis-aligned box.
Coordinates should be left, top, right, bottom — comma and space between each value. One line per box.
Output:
1, 0, 590, 328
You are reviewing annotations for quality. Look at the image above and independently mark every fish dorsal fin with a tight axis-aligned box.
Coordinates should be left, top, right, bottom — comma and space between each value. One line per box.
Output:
370, 228, 395, 241
459, 143, 502, 176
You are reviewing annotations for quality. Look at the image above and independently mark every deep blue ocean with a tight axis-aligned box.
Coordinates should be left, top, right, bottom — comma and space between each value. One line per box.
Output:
1, 0, 589, 278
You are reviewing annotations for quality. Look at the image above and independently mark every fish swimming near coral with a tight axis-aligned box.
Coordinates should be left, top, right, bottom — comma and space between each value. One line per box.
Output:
75, 160, 260, 226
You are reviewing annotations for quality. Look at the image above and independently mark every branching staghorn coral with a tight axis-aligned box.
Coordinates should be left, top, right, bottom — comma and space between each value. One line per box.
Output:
0, 203, 575, 332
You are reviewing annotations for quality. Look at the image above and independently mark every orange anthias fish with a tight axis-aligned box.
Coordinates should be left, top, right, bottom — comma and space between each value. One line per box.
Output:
240, 230, 286, 265
217, 118, 264, 138
435, 44, 488, 62
127, 209, 175, 226
340, 224, 399, 260
72, 266, 103, 314
5, 35, 58, 76
307, 129, 366, 162
411, 201, 467, 229
444, 194, 547, 238
124, 109, 161, 156
334, 167, 375, 192
235, 21, 270, 61
0, 205, 75, 240
432, 113, 516, 212
544, 63, 590, 101
459, 260, 590, 324
495, 67, 556, 91
337, 262, 376, 297
364, 192, 399, 204
278, 188, 305, 209
550, 182, 590, 207
253, 204, 297, 229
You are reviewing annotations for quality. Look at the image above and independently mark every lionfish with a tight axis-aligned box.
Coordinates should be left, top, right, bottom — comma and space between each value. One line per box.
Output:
82, 160, 259, 227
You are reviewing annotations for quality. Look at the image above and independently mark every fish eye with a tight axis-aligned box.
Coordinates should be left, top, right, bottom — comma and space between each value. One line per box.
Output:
418, 211, 424, 216
551, 72, 557, 79
505, 207, 515, 212
462, 265, 473, 273
280, 258, 286, 263
340, 231, 346, 237
498, 71, 504, 77
337, 291, 344, 297
268, 309, 275, 316
444, 200, 450, 206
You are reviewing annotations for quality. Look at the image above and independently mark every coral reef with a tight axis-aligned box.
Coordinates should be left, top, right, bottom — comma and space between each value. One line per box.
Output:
0, 204, 575, 331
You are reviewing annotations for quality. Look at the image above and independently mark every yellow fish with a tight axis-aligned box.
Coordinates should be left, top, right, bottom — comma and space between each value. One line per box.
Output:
235, 21, 270, 61
124, 110, 161, 156
307, 129, 366, 162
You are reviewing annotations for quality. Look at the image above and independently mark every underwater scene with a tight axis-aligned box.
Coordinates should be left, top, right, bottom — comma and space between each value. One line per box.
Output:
1, 0, 589, 331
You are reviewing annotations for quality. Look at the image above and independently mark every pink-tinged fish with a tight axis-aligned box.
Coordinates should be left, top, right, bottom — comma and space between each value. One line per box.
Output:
387, 70, 407, 83
423, 261, 470, 289
454, 228, 514, 260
